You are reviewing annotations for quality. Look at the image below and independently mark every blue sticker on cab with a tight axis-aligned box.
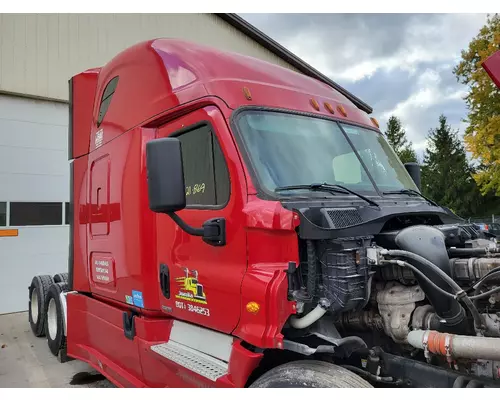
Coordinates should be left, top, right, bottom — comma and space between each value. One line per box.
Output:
132, 290, 144, 308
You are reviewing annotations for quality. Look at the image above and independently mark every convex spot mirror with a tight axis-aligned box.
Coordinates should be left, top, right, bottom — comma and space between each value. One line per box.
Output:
146, 137, 187, 213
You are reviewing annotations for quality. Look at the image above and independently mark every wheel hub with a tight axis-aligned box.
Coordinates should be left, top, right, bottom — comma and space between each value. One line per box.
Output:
47, 298, 58, 339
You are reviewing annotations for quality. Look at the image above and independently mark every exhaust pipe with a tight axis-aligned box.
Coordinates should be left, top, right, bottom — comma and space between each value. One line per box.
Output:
395, 226, 467, 330
408, 330, 500, 361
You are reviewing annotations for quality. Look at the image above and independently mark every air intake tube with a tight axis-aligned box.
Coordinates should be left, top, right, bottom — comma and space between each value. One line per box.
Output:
394, 226, 467, 331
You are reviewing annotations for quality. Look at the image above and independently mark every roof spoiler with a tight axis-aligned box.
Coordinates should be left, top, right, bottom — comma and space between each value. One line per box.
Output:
483, 50, 500, 89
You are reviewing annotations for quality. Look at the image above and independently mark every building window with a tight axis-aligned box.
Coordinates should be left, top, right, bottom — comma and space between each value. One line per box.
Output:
65, 202, 71, 225
0, 202, 6, 226
10, 202, 63, 226
176, 125, 230, 207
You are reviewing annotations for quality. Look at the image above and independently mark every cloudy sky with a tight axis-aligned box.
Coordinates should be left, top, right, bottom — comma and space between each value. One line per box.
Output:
240, 13, 489, 161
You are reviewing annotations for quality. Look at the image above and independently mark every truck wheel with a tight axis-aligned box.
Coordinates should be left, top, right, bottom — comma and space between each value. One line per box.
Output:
249, 360, 373, 388
29, 275, 55, 337
45, 282, 68, 356
53, 272, 68, 284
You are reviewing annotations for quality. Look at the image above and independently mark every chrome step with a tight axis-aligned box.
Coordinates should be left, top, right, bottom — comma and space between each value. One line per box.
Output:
151, 341, 229, 382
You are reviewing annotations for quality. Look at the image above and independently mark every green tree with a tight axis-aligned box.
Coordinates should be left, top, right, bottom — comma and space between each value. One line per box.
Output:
421, 115, 482, 218
453, 13, 500, 196
384, 115, 418, 164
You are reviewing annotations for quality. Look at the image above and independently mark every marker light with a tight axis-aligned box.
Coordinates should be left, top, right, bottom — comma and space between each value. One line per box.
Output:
243, 87, 252, 100
371, 117, 380, 128
310, 98, 320, 111
337, 105, 348, 117
324, 102, 335, 114
246, 301, 260, 314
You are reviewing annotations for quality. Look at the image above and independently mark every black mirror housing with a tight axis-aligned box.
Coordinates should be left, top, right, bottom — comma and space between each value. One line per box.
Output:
404, 162, 421, 191
146, 137, 186, 213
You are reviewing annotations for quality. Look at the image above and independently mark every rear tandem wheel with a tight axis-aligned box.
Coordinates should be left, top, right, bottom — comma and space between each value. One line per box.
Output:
28, 275, 55, 337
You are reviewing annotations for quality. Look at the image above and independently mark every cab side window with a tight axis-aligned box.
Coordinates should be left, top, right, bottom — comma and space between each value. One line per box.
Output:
176, 125, 230, 207
97, 76, 119, 127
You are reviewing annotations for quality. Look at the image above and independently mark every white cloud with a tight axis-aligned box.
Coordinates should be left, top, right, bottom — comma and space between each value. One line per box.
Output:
279, 13, 488, 83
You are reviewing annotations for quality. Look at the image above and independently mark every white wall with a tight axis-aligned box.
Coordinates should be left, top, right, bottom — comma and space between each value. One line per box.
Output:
0, 13, 297, 102
0, 95, 69, 202
0, 94, 69, 314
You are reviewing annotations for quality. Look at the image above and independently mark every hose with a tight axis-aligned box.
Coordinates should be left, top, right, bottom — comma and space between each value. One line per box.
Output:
289, 301, 329, 329
470, 286, 500, 301
473, 268, 500, 288
381, 250, 485, 331
341, 365, 399, 384
380, 260, 458, 300
448, 247, 499, 257
408, 330, 500, 361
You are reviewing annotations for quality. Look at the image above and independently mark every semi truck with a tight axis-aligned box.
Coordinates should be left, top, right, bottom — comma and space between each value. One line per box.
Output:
27, 39, 500, 388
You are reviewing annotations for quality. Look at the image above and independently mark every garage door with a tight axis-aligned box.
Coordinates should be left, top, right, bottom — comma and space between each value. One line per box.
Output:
0, 94, 70, 314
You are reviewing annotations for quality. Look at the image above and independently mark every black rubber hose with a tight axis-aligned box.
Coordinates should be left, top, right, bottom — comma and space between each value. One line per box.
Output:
382, 250, 485, 331
471, 270, 500, 309
449, 248, 485, 256
380, 260, 458, 300
448, 247, 499, 257
470, 286, 500, 301
382, 250, 462, 293
340, 365, 398, 384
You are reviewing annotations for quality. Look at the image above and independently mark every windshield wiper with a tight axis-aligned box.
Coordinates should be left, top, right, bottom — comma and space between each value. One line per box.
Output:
382, 189, 439, 207
275, 183, 380, 208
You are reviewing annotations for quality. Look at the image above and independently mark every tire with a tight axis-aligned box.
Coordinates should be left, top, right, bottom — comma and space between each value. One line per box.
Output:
53, 272, 68, 284
249, 360, 373, 388
44, 282, 68, 356
28, 275, 55, 337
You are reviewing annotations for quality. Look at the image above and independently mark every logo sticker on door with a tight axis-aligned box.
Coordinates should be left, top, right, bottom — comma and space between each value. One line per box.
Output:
175, 268, 207, 304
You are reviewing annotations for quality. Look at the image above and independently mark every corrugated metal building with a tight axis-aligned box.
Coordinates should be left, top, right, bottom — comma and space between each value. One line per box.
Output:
0, 13, 366, 314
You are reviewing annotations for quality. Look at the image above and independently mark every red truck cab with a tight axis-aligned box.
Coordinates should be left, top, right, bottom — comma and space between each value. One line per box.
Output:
29, 40, 500, 389
64, 38, 380, 387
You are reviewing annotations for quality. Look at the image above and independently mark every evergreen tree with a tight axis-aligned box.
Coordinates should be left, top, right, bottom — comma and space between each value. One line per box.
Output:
384, 115, 418, 164
421, 114, 482, 218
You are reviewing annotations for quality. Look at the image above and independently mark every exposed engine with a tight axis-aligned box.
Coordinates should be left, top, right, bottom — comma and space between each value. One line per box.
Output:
285, 209, 500, 386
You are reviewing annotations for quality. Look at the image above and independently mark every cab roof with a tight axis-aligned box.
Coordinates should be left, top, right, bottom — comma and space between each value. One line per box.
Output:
91, 38, 377, 136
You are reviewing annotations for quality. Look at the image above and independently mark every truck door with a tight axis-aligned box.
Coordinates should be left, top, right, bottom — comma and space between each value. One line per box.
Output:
155, 106, 247, 334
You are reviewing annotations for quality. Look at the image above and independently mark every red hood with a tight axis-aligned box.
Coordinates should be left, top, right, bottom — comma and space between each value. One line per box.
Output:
483, 50, 500, 89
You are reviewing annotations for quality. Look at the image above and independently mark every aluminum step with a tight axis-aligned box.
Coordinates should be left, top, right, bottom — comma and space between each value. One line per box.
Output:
151, 341, 229, 382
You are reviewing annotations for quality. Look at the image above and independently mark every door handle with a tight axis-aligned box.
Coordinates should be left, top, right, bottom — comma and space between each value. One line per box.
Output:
159, 263, 170, 299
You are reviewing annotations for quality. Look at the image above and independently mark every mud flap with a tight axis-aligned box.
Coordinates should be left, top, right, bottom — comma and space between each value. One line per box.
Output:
123, 310, 138, 340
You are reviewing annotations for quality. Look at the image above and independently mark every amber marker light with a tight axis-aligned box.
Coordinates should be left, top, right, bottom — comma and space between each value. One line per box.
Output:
324, 102, 335, 114
246, 301, 260, 314
371, 117, 380, 128
243, 87, 252, 100
310, 98, 320, 111
337, 105, 348, 117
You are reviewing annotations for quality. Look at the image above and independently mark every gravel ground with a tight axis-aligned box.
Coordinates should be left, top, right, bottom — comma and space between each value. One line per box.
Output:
0, 311, 115, 388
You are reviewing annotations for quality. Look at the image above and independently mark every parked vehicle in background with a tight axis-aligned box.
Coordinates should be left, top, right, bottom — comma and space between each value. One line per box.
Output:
489, 223, 500, 237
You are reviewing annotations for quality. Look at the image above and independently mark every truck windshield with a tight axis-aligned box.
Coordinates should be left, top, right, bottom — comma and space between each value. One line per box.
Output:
234, 110, 417, 197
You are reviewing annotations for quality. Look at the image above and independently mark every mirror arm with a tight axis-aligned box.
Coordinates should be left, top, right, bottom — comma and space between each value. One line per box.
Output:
167, 212, 204, 236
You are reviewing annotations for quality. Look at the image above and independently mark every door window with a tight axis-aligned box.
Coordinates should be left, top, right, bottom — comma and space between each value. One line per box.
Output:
176, 125, 230, 207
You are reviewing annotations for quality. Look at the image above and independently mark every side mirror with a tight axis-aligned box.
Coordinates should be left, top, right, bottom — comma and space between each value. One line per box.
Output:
404, 162, 421, 191
146, 137, 186, 213
145, 137, 226, 247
